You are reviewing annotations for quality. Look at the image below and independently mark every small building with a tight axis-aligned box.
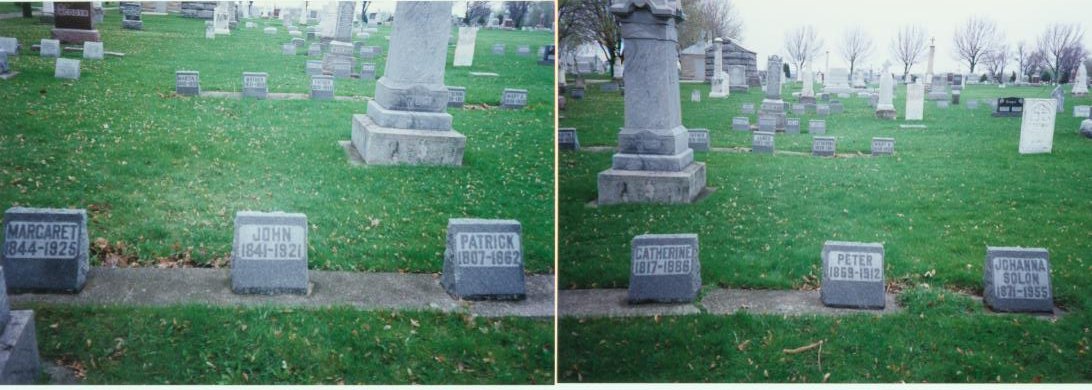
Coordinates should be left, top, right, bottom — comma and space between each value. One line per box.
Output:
679, 42, 708, 81
704, 37, 760, 88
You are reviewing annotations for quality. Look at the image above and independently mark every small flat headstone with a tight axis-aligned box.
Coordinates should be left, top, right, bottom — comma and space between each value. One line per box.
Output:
688, 128, 709, 152
821, 241, 885, 309
291, 38, 304, 48
752, 131, 774, 154
690, 89, 700, 102
993, 97, 1023, 117
627, 234, 701, 304
937, 101, 949, 109
871, 137, 895, 156
732, 116, 749, 131
331, 59, 352, 79
359, 62, 376, 80
966, 100, 979, 110
983, 247, 1052, 313
808, 119, 826, 135
289, 30, 302, 38
837, 93, 850, 98
757, 115, 776, 132
559, 128, 580, 151
310, 75, 333, 100
231, 211, 309, 295
305, 60, 323, 76
501, 88, 528, 109
263, 27, 276, 34
282, 43, 295, 55
54, 58, 80, 80
491, 43, 504, 55
812, 136, 835, 156
1, 207, 89, 292
83, 41, 103, 60
40, 39, 60, 58
817, 104, 830, 116
307, 43, 321, 56
242, 72, 268, 99
359, 46, 379, 59
441, 219, 526, 301
786, 118, 801, 134
1074, 105, 1091, 118
516, 45, 530, 56
792, 103, 805, 115
175, 70, 200, 96
447, 86, 466, 108
741, 103, 755, 114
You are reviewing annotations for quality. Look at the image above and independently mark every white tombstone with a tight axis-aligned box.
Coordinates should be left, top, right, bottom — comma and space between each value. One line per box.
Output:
1073, 62, 1088, 96
708, 38, 728, 98
83, 41, 103, 60
905, 82, 924, 121
875, 61, 896, 118
213, 2, 230, 35
1019, 99, 1057, 154
54, 58, 80, 80
612, 57, 624, 80
453, 27, 478, 67
801, 62, 814, 98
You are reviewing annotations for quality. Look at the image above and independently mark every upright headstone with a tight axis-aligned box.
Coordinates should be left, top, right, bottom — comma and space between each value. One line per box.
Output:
441, 219, 526, 300
728, 65, 748, 92
905, 82, 924, 121
708, 38, 728, 98
993, 97, 1024, 117
1075, 105, 1091, 118
305, 60, 323, 76
447, 86, 466, 108
687, 128, 709, 152
54, 58, 80, 80
333, 1, 354, 43
598, 0, 706, 205
231, 211, 309, 295
1073, 62, 1088, 96
39, 39, 60, 58
501, 88, 528, 109
453, 27, 478, 67
0, 266, 41, 384
242, 72, 268, 99
812, 136, 835, 156
741, 103, 755, 114
0, 51, 12, 80
351, 2, 465, 166
310, 75, 334, 100
213, 1, 230, 34
1018, 98, 1057, 154
871, 137, 895, 156
821, 241, 885, 309
307, 43, 321, 56
799, 62, 815, 104
690, 89, 700, 102
786, 118, 801, 134
282, 43, 296, 55
1, 207, 89, 292
492, 43, 504, 55
759, 55, 786, 131
627, 234, 701, 304
752, 131, 774, 154
52, 2, 100, 44
875, 61, 896, 119
120, 2, 142, 30
82, 41, 102, 60
558, 127, 581, 151
983, 247, 1052, 313
358, 62, 376, 80
175, 70, 200, 96
824, 67, 851, 94
1051, 85, 1064, 113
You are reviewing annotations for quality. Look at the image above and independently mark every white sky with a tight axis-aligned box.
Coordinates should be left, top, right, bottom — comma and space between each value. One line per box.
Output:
732, 0, 1092, 74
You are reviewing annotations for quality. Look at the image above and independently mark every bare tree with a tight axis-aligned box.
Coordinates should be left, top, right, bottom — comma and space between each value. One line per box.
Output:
891, 25, 927, 80
504, 1, 532, 29
557, 0, 621, 75
839, 27, 873, 81
1025, 49, 1048, 81
1015, 41, 1030, 82
678, 0, 743, 50
952, 16, 999, 74
1057, 44, 1087, 83
1037, 23, 1085, 84
465, 1, 491, 26
784, 25, 824, 81
982, 44, 1010, 83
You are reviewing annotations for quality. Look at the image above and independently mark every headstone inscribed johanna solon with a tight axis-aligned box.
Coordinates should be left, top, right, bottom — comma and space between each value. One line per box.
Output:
441, 219, 525, 300
231, 211, 309, 295
812, 136, 835, 156
453, 27, 478, 67
821, 241, 885, 309
242, 72, 267, 99
175, 70, 199, 96
1, 207, 89, 292
871, 137, 895, 156
447, 86, 466, 108
559, 128, 580, 151
54, 58, 80, 80
627, 234, 701, 304
752, 131, 774, 154
1018, 98, 1056, 154
310, 75, 333, 100
501, 88, 527, 109
82, 41, 102, 60
688, 128, 709, 152
983, 247, 1052, 313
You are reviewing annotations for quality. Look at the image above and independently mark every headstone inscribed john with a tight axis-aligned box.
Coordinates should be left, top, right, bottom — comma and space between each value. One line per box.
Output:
501, 88, 528, 109
786, 118, 801, 134
627, 234, 701, 304
39, 39, 60, 58
871, 137, 895, 156
120, 2, 142, 30
1018, 98, 1056, 154
447, 86, 466, 108
54, 58, 80, 80
82, 41, 102, 60
359, 62, 376, 80
175, 70, 200, 96
821, 241, 885, 309
812, 136, 835, 156
52, 2, 100, 44
983, 247, 1052, 313
1, 207, 89, 292
351, 2, 465, 166
441, 219, 525, 300
688, 128, 709, 152
242, 72, 268, 99
752, 131, 774, 154
559, 128, 580, 151
231, 211, 309, 295
310, 75, 333, 100
732, 117, 749, 131
453, 27, 478, 67
993, 97, 1023, 117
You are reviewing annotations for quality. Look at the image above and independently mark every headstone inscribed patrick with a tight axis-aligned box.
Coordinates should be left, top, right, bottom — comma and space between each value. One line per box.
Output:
812, 136, 835, 156
752, 131, 774, 154
1, 207, 89, 292
871, 137, 895, 156
983, 247, 1052, 313
242, 72, 268, 99
627, 234, 701, 304
175, 70, 200, 96
1018, 98, 1056, 154
441, 219, 526, 300
231, 211, 309, 295
688, 128, 709, 152
310, 75, 333, 100
821, 241, 885, 309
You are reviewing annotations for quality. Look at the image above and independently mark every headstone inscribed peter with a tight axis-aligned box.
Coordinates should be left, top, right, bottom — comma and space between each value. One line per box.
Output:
821, 241, 885, 309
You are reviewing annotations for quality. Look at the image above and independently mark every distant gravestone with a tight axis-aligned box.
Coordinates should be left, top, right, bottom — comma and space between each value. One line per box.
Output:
966, 100, 979, 110
307, 43, 321, 56
206, 22, 215, 39
1074, 105, 1090, 118
757, 115, 776, 132
447, 86, 466, 108
1, 207, 89, 292
786, 118, 801, 134
983, 247, 1052, 313
175, 70, 200, 96
453, 27, 478, 67
305, 60, 322, 76
691, 89, 700, 102
1051, 86, 1064, 113
310, 75, 333, 100
0, 37, 17, 56
263, 26, 276, 34
54, 58, 80, 80
331, 59, 352, 79
732, 117, 749, 131
599, 82, 619, 92
569, 83, 584, 99
491, 43, 504, 55
688, 128, 709, 152
501, 88, 528, 109
817, 104, 830, 116
830, 101, 844, 114
291, 37, 304, 48
242, 72, 268, 99
359, 62, 376, 80
871, 137, 895, 156
516, 45, 530, 56
441, 219, 526, 300
82, 41, 102, 60
0, 51, 12, 79
741, 103, 755, 114
812, 136, 835, 156
936, 101, 949, 109
281, 43, 295, 55
1018, 98, 1057, 154
993, 97, 1023, 117
821, 241, 885, 309
538, 45, 554, 66
231, 211, 309, 295
120, 2, 142, 30
792, 103, 805, 115
808, 119, 826, 135
359, 46, 379, 59
559, 128, 580, 151
752, 131, 774, 154
40, 39, 60, 58
627, 234, 701, 304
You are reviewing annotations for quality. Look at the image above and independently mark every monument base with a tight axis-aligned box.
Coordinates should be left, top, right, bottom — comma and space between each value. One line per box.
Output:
760, 100, 787, 130
122, 21, 143, 30
351, 114, 466, 166
50, 28, 101, 44
597, 162, 707, 205
0, 311, 40, 385
799, 96, 816, 104
729, 86, 749, 93
875, 108, 897, 120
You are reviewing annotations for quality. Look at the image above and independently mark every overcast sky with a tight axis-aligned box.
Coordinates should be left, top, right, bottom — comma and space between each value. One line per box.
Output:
732, 0, 1092, 74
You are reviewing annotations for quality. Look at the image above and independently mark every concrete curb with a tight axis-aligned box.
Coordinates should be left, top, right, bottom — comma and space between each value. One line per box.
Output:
559, 288, 901, 318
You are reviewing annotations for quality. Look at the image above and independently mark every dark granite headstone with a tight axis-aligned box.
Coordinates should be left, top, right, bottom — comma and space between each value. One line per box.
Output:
359, 62, 376, 80
1, 207, 88, 292
688, 128, 709, 152
993, 97, 1023, 117
817, 104, 830, 116
447, 86, 466, 108
310, 75, 333, 100
175, 70, 200, 96
627, 234, 701, 304
983, 247, 1052, 313
732, 117, 749, 131
0, 304, 41, 384
812, 136, 835, 156
501, 88, 528, 109
231, 211, 309, 295
242, 72, 268, 99
821, 241, 885, 309
120, 2, 143, 30
441, 219, 526, 301
559, 127, 580, 151
871, 137, 894, 156
752, 131, 774, 154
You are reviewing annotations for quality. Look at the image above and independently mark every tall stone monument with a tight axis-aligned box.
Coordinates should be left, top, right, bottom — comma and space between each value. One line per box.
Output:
351, 2, 465, 166
759, 55, 786, 131
51, 2, 100, 44
708, 38, 728, 98
332, 1, 354, 43
597, 0, 706, 205
453, 27, 478, 67
924, 37, 935, 89
1072, 62, 1088, 96
875, 61, 896, 119
905, 82, 924, 121
213, 2, 230, 35
799, 62, 815, 104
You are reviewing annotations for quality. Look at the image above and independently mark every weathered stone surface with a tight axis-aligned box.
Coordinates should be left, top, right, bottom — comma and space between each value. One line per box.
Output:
786, 118, 801, 134
0, 38, 17, 56
441, 219, 525, 301
242, 72, 267, 99
305, 60, 322, 76
598, 163, 707, 205
812, 136, 835, 156
993, 97, 1024, 117
39, 39, 60, 58
120, 2, 142, 30
808, 119, 826, 135
281, 43, 295, 55
310, 75, 333, 100
82, 41, 102, 59
559, 127, 580, 151
501, 88, 528, 109
871, 137, 895, 156
351, 114, 466, 166
752, 131, 774, 154
687, 128, 709, 152
231, 211, 309, 295
175, 70, 199, 96
1019, 98, 1056, 154
741, 103, 755, 114
0, 310, 40, 385
446, 86, 465, 108
1, 207, 88, 293
983, 247, 1052, 313
627, 234, 701, 304
1078, 119, 1092, 138
816, 104, 830, 116
821, 241, 885, 309
453, 27, 477, 67
1074, 105, 1090, 118
732, 116, 749, 131
53, 58, 79, 80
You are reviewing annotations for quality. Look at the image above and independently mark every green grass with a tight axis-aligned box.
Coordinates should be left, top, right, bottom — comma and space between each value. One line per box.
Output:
30, 305, 553, 384
0, 12, 554, 273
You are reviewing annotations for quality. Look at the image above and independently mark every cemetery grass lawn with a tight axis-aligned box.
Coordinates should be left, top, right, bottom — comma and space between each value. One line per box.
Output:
30, 304, 553, 384
0, 13, 554, 272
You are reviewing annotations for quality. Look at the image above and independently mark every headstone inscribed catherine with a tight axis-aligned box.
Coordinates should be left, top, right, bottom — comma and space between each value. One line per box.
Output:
175, 70, 200, 96
310, 75, 333, 100
1018, 98, 1057, 154
231, 211, 309, 295
559, 128, 580, 151
871, 137, 895, 156
1, 207, 89, 292
82, 41, 102, 60
39, 39, 60, 58
627, 234, 701, 304
812, 136, 835, 156
983, 247, 1052, 313
821, 241, 885, 309
447, 86, 466, 108
54, 58, 79, 80
688, 129, 709, 152
242, 72, 268, 99
752, 131, 774, 154
441, 219, 526, 300
501, 88, 528, 109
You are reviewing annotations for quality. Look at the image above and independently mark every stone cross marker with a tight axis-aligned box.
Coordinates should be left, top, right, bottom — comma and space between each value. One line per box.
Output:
983, 247, 1052, 313
1018, 98, 1057, 154
40, 39, 60, 58
1, 207, 89, 292
688, 128, 709, 152
871, 137, 895, 156
821, 241, 885, 309
175, 70, 200, 96
453, 27, 478, 67
351, 2, 465, 166
310, 75, 334, 100
447, 86, 466, 108
752, 131, 774, 154
82, 41, 102, 60
501, 88, 528, 109
242, 72, 268, 99
120, 2, 142, 30
627, 234, 701, 304
54, 58, 80, 80
441, 219, 526, 301
812, 136, 835, 156
559, 128, 580, 151
231, 211, 309, 295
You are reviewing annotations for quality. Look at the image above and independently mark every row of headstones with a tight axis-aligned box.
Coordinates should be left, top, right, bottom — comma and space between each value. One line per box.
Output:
625, 235, 1054, 314
558, 127, 895, 157
283, 40, 384, 58
175, 71, 529, 109
732, 117, 826, 134
0, 39, 109, 80
738, 101, 844, 116
0, 208, 528, 301
491, 43, 535, 57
